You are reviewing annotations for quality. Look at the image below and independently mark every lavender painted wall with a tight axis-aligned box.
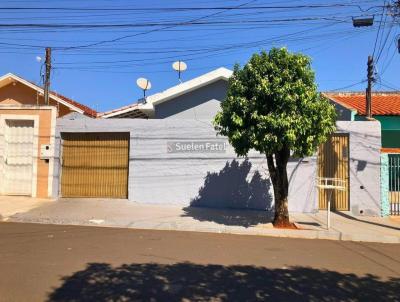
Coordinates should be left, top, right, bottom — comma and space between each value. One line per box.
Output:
53, 117, 381, 215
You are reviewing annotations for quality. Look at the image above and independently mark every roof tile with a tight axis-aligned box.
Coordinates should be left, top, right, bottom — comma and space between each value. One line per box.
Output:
324, 92, 400, 116
50, 91, 97, 117
24, 78, 97, 117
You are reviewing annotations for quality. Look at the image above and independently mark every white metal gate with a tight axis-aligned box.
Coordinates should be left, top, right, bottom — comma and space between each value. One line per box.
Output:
2, 120, 35, 195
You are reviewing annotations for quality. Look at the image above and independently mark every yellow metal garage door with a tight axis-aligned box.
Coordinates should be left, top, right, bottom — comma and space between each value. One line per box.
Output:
318, 133, 350, 211
61, 132, 129, 198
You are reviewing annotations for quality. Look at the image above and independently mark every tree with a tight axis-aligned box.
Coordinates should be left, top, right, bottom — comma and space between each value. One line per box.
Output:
214, 48, 336, 227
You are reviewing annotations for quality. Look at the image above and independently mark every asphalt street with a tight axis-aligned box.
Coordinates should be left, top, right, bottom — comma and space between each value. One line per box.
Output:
0, 222, 399, 301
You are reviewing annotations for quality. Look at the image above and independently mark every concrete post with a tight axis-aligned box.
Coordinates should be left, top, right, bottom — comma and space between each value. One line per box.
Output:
380, 153, 390, 216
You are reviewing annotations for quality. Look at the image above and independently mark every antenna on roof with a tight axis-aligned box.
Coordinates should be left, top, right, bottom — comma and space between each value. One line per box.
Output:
136, 77, 151, 102
172, 61, 187, 83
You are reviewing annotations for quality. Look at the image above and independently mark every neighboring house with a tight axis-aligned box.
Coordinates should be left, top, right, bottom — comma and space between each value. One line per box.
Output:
325, 91, 400, 216
100, 67, 232, 119
324, 92, 400, 148
52, 68, 382, 217
0, 73, 96, 198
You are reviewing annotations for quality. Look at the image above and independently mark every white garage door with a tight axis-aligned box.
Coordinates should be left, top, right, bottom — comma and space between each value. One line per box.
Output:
2, 119, 35, 195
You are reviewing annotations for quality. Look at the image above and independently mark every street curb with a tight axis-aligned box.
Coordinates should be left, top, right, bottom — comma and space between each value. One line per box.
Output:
3, 218, 399, 244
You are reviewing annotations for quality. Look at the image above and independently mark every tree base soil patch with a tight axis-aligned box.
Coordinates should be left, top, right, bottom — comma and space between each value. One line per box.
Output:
273, 222, 298, 229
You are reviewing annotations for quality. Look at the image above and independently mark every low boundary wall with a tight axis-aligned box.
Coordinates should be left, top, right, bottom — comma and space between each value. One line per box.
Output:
53, 115, 381, 215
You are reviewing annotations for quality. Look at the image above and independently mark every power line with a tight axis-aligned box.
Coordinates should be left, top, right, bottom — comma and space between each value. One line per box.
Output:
0, 17, 373, 50
0, 0, 381, 51
0, 3, 382, 12
378, 31, 399, 76
56, 0, 260, 51
375, 21, 395, 63
378, 80, 400, 90
51, 24, 354, 66
0, 21, 374, 72
0, 0, 393, 98
328, 80, 367, 92
372, 2, 386, 57
0, 17, 355, 29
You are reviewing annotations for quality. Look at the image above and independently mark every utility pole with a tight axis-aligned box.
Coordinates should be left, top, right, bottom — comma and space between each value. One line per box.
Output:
44, 47, 51, 105
366, 55, 374, 119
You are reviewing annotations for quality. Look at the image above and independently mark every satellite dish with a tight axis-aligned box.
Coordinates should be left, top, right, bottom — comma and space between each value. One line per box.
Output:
172, 61, 187, 82
172, 61, 187, 72
136, 77, 151, 99
136, 77, 151, 90
36, 56, 42, 63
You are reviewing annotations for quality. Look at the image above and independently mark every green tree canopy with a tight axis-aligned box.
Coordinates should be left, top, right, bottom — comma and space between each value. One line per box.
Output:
214, 48, 336, 226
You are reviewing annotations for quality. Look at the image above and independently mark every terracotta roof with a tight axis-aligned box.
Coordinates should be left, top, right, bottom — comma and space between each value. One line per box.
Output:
381, 148, 400, 154
50, 91, 97, 117
0, 73, 97, 117
324, 92, 400, 116
22, 76, 97, 117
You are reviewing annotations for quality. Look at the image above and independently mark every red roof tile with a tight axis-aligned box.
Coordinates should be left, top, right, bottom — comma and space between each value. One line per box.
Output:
381, 148, 400, 153
324, 92, 400, 116
50, 91, 97, 118
25, 79, 97, 117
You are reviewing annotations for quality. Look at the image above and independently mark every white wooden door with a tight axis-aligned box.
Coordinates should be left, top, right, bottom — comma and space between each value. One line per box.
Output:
3, 119, 35, 195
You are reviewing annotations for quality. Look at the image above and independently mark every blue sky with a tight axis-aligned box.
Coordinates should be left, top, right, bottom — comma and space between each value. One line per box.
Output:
0, 0, 398, 112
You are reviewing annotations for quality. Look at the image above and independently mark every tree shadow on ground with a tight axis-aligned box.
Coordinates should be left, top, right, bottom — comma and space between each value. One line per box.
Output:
335, 211, 400, 231
182, 159, 273, 227
47, 262, 400, 302
181, 206, 274, 227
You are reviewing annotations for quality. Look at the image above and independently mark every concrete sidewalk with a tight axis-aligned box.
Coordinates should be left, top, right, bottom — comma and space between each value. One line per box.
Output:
0, 196, 54, 220
0, 196, 399, 243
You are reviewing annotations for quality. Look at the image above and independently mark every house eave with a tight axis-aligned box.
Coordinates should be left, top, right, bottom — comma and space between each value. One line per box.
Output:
0, 73, 85, 115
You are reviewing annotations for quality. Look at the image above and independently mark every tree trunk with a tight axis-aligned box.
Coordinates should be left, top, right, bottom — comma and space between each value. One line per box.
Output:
266, 146, 291, 227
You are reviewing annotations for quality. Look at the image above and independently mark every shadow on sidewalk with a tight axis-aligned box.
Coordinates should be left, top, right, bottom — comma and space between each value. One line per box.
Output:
47, 262, 400, 302
335, 211, 400, 231
182, 206, 273, 227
